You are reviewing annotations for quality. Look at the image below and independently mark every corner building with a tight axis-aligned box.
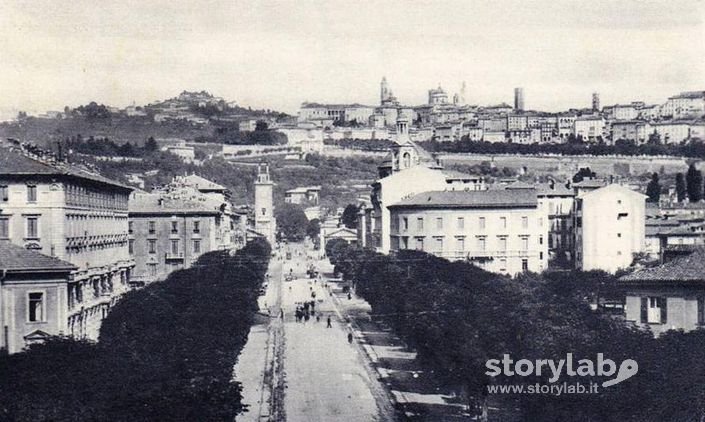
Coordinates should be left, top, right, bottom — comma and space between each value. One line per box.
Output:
0, 146, 133, 340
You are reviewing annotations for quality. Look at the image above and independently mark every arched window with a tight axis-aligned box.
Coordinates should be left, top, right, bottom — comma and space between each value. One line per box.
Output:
402, 152, 411, 168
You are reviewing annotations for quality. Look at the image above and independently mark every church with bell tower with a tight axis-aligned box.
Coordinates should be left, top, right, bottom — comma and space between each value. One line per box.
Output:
254, 163, 276, 244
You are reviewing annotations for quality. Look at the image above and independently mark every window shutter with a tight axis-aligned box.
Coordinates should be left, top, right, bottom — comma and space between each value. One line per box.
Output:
640, 297, 648, 323
659, 297, 668, 324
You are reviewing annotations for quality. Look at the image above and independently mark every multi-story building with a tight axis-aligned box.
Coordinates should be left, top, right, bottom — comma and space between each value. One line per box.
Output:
573, 184, 646, 273
0, 144, 134, 340
0, 241, 76, 354
507, 114, 529, 131
652, 122, 691, 144
557, 114, 577, 140
611, 120, 652, 144
387, 189, 548, 275
660, 91, 705, 118
574, 116, 605, 142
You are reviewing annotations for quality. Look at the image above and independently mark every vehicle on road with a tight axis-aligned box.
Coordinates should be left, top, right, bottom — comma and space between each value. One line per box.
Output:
285, 274, 294, 282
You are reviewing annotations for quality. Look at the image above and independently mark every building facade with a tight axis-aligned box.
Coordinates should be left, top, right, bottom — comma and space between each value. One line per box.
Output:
573, 184, 646, 273
0, 145, 134, 340
388, 189, 548, 275
254, 163, 276, 244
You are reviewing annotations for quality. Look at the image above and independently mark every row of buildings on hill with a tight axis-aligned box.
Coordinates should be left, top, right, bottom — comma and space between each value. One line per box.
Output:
294, 78, 705, 146
0, 141, 276, 353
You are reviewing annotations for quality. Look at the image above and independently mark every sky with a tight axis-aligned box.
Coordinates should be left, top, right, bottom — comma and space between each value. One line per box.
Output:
1, 0, 704, 118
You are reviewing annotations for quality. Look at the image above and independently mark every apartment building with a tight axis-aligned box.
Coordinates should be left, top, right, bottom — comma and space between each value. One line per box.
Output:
0, 145, 134, 340
611, 120, 652, 144
574, 116, 605, 142
387, 189, 548, 275
573, 184, 646, 273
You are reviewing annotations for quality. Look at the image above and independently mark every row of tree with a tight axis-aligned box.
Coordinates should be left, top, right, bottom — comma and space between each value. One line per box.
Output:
325, 242, 705, 421
0, 238, 272, 421
422, 138, 705, 159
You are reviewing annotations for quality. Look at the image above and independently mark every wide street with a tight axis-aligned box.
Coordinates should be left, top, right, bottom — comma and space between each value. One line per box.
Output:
235, 242, 396, 422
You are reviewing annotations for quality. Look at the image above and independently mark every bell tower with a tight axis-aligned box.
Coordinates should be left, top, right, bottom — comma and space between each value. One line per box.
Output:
254, 163, 275, 244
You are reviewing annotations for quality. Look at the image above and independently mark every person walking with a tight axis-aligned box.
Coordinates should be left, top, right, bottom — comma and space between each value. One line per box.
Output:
280, 308, 284, 319
347, 332, 353, 344
326, 316, 332, 328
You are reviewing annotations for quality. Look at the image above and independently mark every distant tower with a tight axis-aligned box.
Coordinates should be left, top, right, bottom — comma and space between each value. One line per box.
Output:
459, 81, 466, 105
514, 87, 524, 111
380, 77, 389, 105
254, 163, 275, 244
592, 92, 600, 112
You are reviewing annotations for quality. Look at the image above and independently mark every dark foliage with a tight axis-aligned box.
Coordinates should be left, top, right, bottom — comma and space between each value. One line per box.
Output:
676, 172, 687, 202
341, 204, 360, 229
274, 203, 309, 241
686, 163, 703, 202
0, 240, 271, 422
645, 173, 661, 203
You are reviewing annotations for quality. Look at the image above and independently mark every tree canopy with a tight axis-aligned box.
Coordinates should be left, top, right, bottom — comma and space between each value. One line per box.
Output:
274, 203, 309, 241
341, 204, 360, 229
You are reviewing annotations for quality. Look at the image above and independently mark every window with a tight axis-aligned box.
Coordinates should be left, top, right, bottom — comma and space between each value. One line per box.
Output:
171, 221, 178, 234
26, 216, 38, 239
171, 240, 180, 255
27, 185, 37, 202
436, 217, 443, 230
148, 263, 157, 277
499, 258, 507, 272
479, 217, 486, 230
539, 235, 543, 245
402, 217, 409, 231
415, 237, 424, 251
498, 236, 507, 251
401, 237, 408, 249
0, 185, 7, 202
521, 216, 528, 228
521, 236, 529, 251
0, 217, 8, 239
500, 216, 507, 229
128, 221, 134, 234
148, 239, 156, 254
642, 297, 667, 324
618, 212, 628, 219
391, 236, 400, 250
28, 292, 44, 322
522, 259, 529, 272
148, 221, 156, 234
261, 207, 267, 216
698, 297, 705, 326
617, 233, 622, 238
576, 217, 582, 228
457, 217, 464, 229
193, 239, 201, 254
434, 237, 443, 252
456, 237, 465, 252
539, 251, 544, 260
193, 221, 200, 233
128, 239, 134, 254
417, 217, 424, 231
476, 236, 486, 251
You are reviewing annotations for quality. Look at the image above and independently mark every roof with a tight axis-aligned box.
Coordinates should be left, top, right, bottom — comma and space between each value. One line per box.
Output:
389, 189, 537, 209
0, 146, 132, 191
505, 181, 536, 190
578, 183, 646, 199
128, 193, 225, 215
536, 182, 575, 197
0, 241, 76, 273
442, 170, 483, 181
180, 174, 227, 192
620, 248, 705, 283
573, 179, 607, 189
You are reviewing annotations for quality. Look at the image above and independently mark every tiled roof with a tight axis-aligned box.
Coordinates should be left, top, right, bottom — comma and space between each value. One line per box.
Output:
505, 181, 536, 190
389, 189, 537, 209
536, 182, 575, 196
620, 248, 705, 283
0, 146, 132, 190
442, 170, 483, 180
128, 193, 224, 215
0, 241, 76, 273
572, 179, 606, 189
180, 174, 226, 191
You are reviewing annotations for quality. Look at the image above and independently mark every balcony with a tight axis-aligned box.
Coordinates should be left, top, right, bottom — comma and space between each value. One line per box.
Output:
165, 252, 185, 261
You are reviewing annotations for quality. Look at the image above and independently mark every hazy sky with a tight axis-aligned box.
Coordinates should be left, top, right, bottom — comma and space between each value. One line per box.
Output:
1, 0, 704, 117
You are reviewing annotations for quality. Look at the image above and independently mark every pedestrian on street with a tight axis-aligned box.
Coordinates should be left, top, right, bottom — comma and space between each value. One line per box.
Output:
347, 292, 352, 300
316, 315, 320, 322
327, 316, 332, 328
347, 332, 353, 344
280, 308, 284, 319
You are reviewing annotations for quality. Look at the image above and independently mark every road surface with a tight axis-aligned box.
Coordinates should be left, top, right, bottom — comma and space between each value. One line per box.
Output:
236, 242, 395, 422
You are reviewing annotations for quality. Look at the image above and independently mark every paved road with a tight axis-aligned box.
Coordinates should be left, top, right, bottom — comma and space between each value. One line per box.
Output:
237, 242, 395, 422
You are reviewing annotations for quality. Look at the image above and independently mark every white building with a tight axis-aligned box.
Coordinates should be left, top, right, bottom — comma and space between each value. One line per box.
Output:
573, 184, 646, 273
574, 117, 605, 142
388, 189, 548, 275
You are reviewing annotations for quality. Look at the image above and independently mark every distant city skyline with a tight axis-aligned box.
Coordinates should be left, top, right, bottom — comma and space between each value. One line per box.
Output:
1, 0, 704, 119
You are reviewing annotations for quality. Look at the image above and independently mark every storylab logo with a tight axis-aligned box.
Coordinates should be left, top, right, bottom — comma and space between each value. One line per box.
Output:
485, 353, 638, 393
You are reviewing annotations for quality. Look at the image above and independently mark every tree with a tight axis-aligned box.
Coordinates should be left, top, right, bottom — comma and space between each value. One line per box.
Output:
325, 238, 349, 262
647, 131, 661, 145
686, 164, 703, 202
255, 120, 268, 131
676, 173, 687, 202
645, 173, 661, 203
306, 218, 321, 240
274, 203, 308, 241
144, 137, 158, 152
572, 167, 596, 183
341, 204, 360, 229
